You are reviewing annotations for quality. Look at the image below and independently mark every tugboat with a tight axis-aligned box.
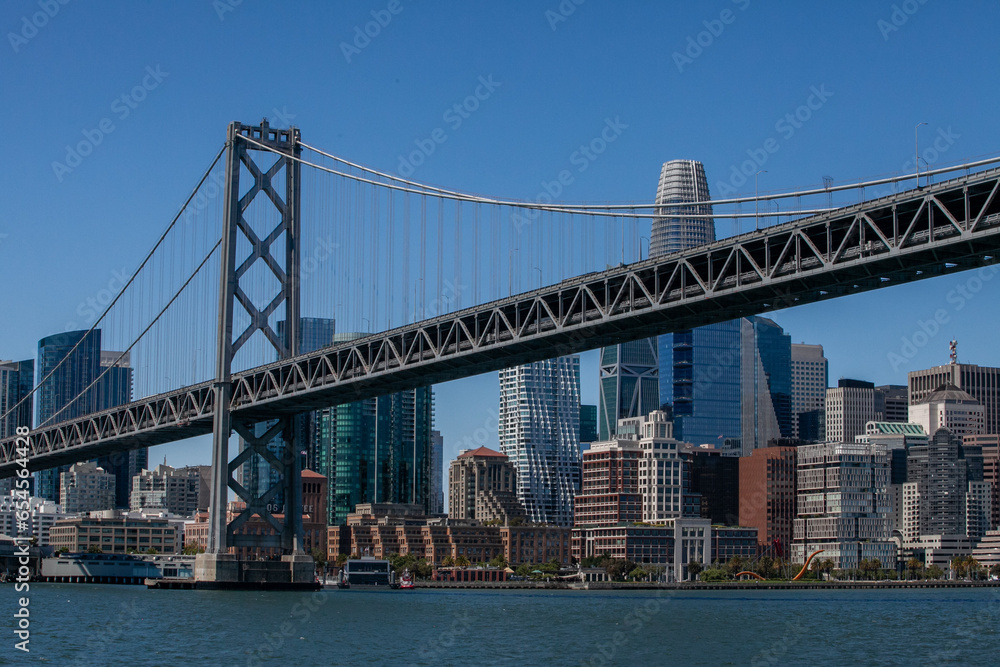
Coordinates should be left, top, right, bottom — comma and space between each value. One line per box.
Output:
399, 569, 414, 589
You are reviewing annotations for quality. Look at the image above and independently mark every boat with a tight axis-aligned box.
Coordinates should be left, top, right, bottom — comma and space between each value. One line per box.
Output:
399, 569, 414, 589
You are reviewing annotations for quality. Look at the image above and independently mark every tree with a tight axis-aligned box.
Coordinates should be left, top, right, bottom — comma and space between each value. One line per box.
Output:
489, 554, 508, 569
756, 556, 775, 579
952, 556, 968, 579
926, 565, 945, 580
87, 545, 103, 554
606, 559, 638, 582
335, 553, 349, 568
687, 560, 704, 580
515, 563, 532, 578
182, 543, 205, 555
311, 548, 327, 571
56, 546, 70, 555
699, 567, 729, 582
990, 563, 1000, 580
455, 555, 471, 568
441, 555, 455, 568
628, 566, 648, 581
145, 547, 159, 555
906, 558, 923, 580
726, 556, 745, 577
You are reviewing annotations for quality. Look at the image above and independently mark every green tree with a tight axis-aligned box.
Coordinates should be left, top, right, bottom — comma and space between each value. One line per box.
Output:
441, 555, 455, 568
926, 565, 945, 580
56, 546, 70, 555
606, 559, 637, 581
311, 548, 327, 571
182, 543, 205, 555
335, 553, 349, 568
990, 563, 1000, 580
952, 556, 968, 579
687, 560, 704, 580
628, 566, 648, 581
906, 558, 923, 580
756, 556, 775, 579
489, 554, 508, 569
699, 567, 730, 582
145, 547, 159, 555
87, 545, 103, 554
515, 563, 532, 578
726, 555, 745, 577
455, 555, 471, 568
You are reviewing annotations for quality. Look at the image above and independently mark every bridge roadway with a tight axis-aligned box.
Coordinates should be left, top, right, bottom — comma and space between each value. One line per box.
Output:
4, 167, 1000, 475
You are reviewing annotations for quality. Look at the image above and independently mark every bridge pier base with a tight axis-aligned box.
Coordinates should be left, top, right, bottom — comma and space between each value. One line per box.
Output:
194, 552, 239, 583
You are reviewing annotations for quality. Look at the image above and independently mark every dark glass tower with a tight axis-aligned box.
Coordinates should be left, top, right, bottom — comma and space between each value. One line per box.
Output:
0, 359, 34, 438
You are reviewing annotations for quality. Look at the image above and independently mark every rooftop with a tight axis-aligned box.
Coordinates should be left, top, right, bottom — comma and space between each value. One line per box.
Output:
457, 446, 507, 459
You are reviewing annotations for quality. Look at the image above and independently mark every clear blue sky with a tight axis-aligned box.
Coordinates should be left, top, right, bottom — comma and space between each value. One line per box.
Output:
3, 0, 1000, 471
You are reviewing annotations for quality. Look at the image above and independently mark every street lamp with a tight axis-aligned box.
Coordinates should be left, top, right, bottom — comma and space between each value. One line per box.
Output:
755, 170, 767, 231
533, 266, 542, 289
915, 122, 927, 187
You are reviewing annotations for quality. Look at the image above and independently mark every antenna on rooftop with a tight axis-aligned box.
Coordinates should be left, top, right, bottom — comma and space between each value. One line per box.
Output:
949, 340, 958, 365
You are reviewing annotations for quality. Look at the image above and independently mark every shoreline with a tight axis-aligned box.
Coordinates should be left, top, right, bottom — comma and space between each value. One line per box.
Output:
397, 580, 1000, 591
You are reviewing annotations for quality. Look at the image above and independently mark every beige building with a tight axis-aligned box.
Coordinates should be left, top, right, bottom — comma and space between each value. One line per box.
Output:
60, 462, 115, 515
131, 464, 206, 515
448, 446, 525, 524
49, 516, 178, 554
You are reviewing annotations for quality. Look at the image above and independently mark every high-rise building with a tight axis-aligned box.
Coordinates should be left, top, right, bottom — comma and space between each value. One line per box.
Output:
447, 446, 525, 524
908, 385, 985, 437
573, 438, 642, 527
59, 462, 115, 515
909, 360, 1000, 435
239, 318, 337, 509
792, 442, 895, 570
0, 359, 34, 496
130, 464, 205, 516
651, 159, 715, 256
430, 430, 444, 514
0, 359, 33, 438
903, 428, 979, 541
791, 344, 827, 442
825, 379, 878, 444
876, 385, 909, 423
739, 445, 797, 553
580, 404, 597, 445
316, 380, 434, 526
595, 160, 715, 442
858, 422, 929, 535
597, 340, 659, 441
966, 434, 1000, 531
684, 444, 740, 526
34, 331, 134, 503
499, 356, 581, 526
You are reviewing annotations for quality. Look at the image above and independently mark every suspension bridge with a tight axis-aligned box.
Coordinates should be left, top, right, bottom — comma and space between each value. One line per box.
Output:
3, 120, 1000, 583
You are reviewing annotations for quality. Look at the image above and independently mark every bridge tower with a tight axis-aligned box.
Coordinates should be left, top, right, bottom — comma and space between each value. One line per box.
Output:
197, 120, 311, 584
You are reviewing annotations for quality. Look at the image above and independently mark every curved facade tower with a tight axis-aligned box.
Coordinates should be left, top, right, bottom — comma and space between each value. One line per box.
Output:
650, 160, 715, 257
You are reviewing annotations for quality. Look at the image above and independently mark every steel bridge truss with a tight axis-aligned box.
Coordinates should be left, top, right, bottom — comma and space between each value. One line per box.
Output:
4, 166, 1000, 479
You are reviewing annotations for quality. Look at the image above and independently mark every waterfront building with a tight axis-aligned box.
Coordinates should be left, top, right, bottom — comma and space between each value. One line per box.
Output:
710, 526, 759, 564
825, 379, 879, 444
447, 446, 525, 524
908, 359, 1000, 435
0, 494, 71, 546
572, 517, 711, 581
185, 470, 327, 559
499, 356, 581, 526
791, 442, 896, 570
908, 384, 985, 438
791, 344, 827, 442
739, 445, 797, 552
130, 464, 205, 516
972, 529, 1000, 567
573, 436, 642, 527
49, 515, 179, 554
430, 430, 444, 515
59, 462, 115, 515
